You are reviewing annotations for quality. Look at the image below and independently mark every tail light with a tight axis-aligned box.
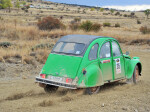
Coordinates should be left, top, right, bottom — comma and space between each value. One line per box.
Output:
40, 74, 46, 79
66, 78, 72, 84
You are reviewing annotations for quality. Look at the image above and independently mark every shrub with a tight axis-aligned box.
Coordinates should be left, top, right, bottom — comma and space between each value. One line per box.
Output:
74, 17, 81, 23
37, 16, 65, 30
32, 43, 54, 51
140, 26, 150, 34
80, 21, 93, 32
0, 42, 12, 48
103, 22, 111, 27
115, 12, 120, 16
137, 20, 141, 24
91, 23, 102, 32
123, 14, 128, 17
115, 23, 120, 27
69, 23, 80, 31
90, 8, 95, 11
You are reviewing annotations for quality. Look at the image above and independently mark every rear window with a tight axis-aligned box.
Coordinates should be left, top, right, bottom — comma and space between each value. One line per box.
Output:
53, 42, 85, 55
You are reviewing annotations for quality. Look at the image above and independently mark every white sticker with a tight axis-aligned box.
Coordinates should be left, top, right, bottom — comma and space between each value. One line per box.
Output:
115, 58, 121, 74
76, 51, 80, 54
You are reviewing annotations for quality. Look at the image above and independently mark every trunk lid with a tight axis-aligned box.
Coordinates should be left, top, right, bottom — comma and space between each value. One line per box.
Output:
42, 53, 82, 79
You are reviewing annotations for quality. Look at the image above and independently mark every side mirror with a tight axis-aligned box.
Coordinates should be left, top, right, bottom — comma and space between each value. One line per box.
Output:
126, 51, 129, 55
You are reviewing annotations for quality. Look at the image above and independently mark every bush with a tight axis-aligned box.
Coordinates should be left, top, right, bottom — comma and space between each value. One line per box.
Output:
74, 17, 81, 23
90, 8, 95, 11
123, 14, 128, 17
115, 23, 120, 27
137, 20, 141, 24
69, 23, 80, 31
0, 42, 12, 48
91, 23, 102, 32
80, 21, 93, 32
140, 26, 150, 34
37, 16, 65, 30
32, 43, 54, 51
103, 22, 111, 27
115, 12, 120, 16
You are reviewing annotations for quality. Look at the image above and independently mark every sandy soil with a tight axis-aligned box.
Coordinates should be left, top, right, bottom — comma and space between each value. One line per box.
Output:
0, 45, 150, 112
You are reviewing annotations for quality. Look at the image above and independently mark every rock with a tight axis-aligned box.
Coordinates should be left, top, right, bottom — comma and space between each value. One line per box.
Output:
134, 109, 138, 112
101, 103, 105, 107
30, 52, 36, 56
122, 107, 128, 111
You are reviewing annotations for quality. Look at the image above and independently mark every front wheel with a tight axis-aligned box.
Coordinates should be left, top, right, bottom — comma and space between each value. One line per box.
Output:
127, 65, 139, 84
86, 86, 100, 95
44, 85, 59, 93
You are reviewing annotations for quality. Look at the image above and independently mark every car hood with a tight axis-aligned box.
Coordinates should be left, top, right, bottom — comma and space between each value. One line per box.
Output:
41, 53, 83, 79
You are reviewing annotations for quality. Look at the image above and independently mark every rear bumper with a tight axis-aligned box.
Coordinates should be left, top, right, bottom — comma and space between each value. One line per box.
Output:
35, 77, 77, 89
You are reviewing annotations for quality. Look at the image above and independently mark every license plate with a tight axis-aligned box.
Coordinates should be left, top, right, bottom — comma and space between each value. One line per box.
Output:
49, 76, 63, 82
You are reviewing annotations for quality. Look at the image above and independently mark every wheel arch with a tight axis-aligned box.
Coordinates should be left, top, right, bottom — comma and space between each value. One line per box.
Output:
126, 58, 142, 79
77, 62, 104, 88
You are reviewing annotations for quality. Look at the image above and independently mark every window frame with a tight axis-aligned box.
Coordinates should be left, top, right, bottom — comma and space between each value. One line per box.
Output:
88, 43, 99, 61
111, 41, 122, 57
52, 41, 86, 55
99, 41, 111, 59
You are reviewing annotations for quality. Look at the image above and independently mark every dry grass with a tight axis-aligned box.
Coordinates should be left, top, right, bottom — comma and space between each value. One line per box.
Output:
0, 9, 149, 65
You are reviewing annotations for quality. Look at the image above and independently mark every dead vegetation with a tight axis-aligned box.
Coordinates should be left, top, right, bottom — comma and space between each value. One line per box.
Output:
0, 2, 149, 65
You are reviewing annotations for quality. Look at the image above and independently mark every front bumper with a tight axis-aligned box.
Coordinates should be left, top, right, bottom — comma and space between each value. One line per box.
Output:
35, 77, 77, 89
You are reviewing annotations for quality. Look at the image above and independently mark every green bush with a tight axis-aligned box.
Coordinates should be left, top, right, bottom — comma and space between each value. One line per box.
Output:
140, 26, 150, 34
32, 43, 54, 51
80, 21, 93, 32
103, 22, 111, 27
37, 16, 65, 30
0, 42, 12, 48
123, 14, 128, 17
115, 23, 120, 27
91, 23, 102, 32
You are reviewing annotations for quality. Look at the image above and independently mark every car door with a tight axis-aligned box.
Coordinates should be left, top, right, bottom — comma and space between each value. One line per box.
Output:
99, 41, 113, 82
111, 41, 125, 79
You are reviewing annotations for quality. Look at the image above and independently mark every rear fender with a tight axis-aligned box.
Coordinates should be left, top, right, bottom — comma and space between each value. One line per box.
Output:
77, 62, 104, 88
126, 57, 142, 79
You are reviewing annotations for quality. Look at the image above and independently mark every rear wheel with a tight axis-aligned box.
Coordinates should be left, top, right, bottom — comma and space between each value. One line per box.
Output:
44, 85, 59, 93
86, 86, 100, 95
127, 65, 139, 84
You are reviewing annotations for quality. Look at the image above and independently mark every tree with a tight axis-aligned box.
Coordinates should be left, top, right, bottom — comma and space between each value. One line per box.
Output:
90, 8, 95, 11
100, 8, 104, 12
144, 9, 150, 19
110, 9, 115, 14
5, 0, 13, 12
15, 0, 20, 10
0, 0, 7, 9
21, 1, 26, 6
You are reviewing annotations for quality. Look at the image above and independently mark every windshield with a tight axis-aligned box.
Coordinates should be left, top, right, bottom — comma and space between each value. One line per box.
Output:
53, 42, 85, 55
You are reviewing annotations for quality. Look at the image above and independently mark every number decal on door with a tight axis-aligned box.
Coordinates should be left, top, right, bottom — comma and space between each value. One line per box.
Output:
115, 58, 121, 74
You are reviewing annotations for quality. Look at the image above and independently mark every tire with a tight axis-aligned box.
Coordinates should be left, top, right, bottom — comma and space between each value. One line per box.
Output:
44, 85, 59, 93
86, 86, 100, 95
126, 65, 139, 84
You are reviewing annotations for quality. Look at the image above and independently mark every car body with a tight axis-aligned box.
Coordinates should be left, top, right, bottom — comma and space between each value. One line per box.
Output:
36, 35, 142, 94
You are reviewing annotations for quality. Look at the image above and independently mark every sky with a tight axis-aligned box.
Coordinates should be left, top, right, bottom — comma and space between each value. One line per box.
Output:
47, 0, 150, 11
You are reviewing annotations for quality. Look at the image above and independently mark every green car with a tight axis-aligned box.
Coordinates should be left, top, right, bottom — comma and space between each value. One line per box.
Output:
36, 35, 142, 95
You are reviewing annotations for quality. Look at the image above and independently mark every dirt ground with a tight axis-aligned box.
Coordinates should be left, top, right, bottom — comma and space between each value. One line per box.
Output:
0, 45, 150, 112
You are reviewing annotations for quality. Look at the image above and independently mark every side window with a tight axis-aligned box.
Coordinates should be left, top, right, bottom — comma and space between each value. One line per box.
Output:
112, 41, 121, 57
100, 42, 111, 58
89, 44, 99, 60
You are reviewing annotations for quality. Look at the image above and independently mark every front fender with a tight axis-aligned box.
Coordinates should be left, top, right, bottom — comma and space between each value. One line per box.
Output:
126, 57, 142, 79
77, 62, 104, 88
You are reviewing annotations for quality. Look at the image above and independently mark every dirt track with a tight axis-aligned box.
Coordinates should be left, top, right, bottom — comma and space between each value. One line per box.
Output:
0, 45, 150, 112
